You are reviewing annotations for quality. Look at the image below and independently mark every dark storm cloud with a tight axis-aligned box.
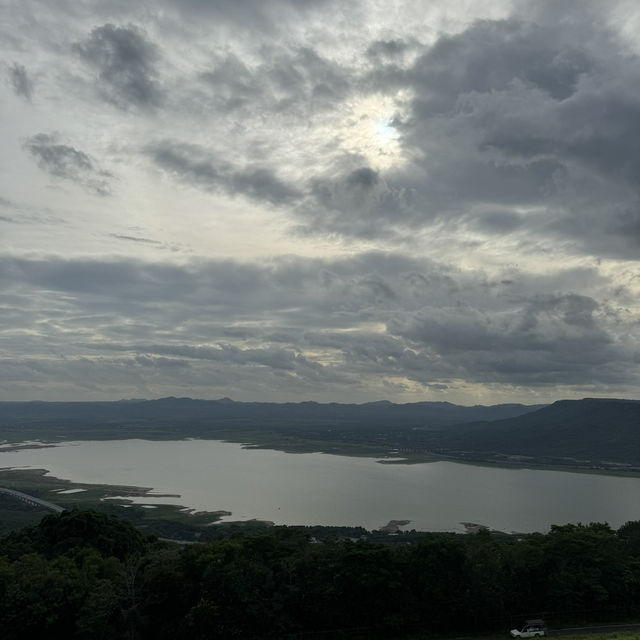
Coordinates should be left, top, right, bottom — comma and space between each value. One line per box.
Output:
469, 210, 525, 233
8, 62, 33, 100
405, 20, 593, 116
409, 16, 640, 249
303, 167, 417, 238
74, 23, 162, 110
0, 253, 636, 392
389, 294, 605, 355
347, 167, 379, 189
302, 9, 640, 258
199, 45, 352, 115
109, 234, 162, 245
134, 354, 189, 369
146, 140, 301, 205
0, 197, 18, 223
366, 39, 410, 61
386, 292, 630, 386
24, 133, 113, 195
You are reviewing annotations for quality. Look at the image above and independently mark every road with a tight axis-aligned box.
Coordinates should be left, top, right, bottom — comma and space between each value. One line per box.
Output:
550, 623, 640, 636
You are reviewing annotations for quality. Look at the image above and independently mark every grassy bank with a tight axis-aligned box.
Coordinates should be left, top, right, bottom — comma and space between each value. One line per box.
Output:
0, 467, 233, 538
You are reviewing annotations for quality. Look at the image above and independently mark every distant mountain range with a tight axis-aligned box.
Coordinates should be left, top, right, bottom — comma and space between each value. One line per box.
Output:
0, 396, 543, 429
0, 397, 638, 471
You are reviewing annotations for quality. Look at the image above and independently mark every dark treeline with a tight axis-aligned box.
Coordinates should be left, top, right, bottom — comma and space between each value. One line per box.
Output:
2, 511, 640, 639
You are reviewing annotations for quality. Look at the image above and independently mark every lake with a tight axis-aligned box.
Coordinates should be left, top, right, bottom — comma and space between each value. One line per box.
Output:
1, 439, 639, 533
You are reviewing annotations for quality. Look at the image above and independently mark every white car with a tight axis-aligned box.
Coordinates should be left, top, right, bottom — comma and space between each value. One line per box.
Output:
510, 619, 546, 637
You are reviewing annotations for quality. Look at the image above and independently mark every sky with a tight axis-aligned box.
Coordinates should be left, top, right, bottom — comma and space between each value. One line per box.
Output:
1, 0, 639, 404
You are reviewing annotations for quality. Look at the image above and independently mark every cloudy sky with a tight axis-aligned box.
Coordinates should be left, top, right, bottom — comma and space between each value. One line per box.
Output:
1, 0, 639, 404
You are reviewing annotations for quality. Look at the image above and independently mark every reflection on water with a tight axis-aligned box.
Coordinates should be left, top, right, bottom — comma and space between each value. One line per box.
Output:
1, 439, 639, 533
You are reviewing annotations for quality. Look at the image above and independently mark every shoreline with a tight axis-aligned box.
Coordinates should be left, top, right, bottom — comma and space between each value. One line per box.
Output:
3, 435, 640, 479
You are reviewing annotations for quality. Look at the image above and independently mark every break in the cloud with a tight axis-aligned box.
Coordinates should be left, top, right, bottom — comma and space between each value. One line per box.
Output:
300, 12, 640, 257
0, 0, 638, 403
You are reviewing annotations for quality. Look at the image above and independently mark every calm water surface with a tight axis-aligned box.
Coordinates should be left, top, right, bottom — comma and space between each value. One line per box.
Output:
1, 439, 639, 533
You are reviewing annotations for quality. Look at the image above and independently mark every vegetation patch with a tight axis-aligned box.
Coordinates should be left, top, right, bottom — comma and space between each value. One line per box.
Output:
2, 511, 640, 638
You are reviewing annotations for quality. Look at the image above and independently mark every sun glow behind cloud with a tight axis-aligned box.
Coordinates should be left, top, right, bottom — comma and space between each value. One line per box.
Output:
338, 94, 407, 169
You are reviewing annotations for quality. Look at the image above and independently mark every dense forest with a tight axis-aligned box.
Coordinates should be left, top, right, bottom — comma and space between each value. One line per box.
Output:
2, 510, 640, 639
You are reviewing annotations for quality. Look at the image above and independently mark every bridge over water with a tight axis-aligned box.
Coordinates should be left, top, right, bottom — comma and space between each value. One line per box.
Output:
0, 487, 65, 513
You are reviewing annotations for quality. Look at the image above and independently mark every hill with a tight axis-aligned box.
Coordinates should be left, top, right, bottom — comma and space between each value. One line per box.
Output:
425, 398, 640, 467
2, 397, 638, 471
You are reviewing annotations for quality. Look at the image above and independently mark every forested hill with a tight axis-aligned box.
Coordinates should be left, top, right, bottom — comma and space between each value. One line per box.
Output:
3, 509, 640, 639
427, 398, 640, 464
